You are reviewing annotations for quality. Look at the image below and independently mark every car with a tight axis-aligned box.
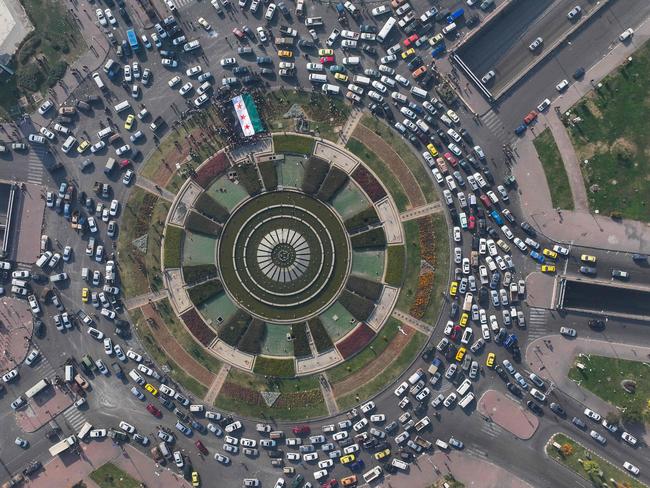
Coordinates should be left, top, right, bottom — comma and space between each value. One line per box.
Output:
621, 431, 638, 446
119, 421, 136, 434
556, 79, 569, 92
584, 408, 601, 422
623, 461, 640, 476
526, 401, 543, 416
590, 430, 606, 444
186, 65, 203, 77
567, 5, 582, 19
541, 264, 556, 274
559, 327, 577, 337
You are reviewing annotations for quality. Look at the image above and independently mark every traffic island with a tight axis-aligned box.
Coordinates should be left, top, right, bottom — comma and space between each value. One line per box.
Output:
477, 389, 539, 440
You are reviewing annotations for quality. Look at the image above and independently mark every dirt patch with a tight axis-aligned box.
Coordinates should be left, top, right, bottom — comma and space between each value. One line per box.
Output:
584, 99, 603, 119
140, 303, 216, 386
576, 140, 608, 160
332, 325, 413, 397
352, 124, 426, 208
149, 127, 209, 187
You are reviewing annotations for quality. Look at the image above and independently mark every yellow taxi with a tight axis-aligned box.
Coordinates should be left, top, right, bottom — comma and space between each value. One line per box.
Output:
581, 254, 597, 263
144, 383, 158, 396
341, 475, 358, 487
124, 114, 135, 130
401, 47, 415, 59
459, 312, 469, 327
340, 454, 356, 464
278, 50, 293, 58
542, 248, 558, 259
429, 33, 444, 45
541, 264, 556, 274
449, 281, 458, 297
334, 72, 349, 82
426, 143, 438, 157
192, 471, 200, 487
486, 352, 495, 368
81, 287, 89, 303
318, 48, 334, 56
455, 346, 466, 362
374, 448, 390, 460
76, 140, 90, 153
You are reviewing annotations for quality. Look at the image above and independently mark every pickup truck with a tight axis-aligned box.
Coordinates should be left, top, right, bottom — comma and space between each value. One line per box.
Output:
427, 358, 442, 375
414, 416, 430, 432
414, 435, 432, 449
150, 116, 164, 132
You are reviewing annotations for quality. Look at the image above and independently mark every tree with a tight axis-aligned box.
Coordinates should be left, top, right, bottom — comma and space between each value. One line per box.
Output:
605, 411, 620, 425
561, 443, 574, 457
622, 406, 644, 423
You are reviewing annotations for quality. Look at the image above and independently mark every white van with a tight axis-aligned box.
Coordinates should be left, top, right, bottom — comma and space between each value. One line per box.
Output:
435, 439, 449, 450
407, 368, 425, 385
391, 91, 407, 104
114, 100, 131, 113
61, 135, 77, 154
352, 75, 371, 86
92, 72, 106, 90
459, 392, 475, 409
322, 84, 341, 95
390, 458, 409, 471
129, 369, 145, 385
456, 378, 472, 396
97, 127, 113, 139
415, 119, 430, 133
343, 56, 360, 66
442, 22, 457, 35
309, 73, 327, 83
64, 364, 74, 382
189, 404, 204, 413
103, 59, 117, 75
36, 252, 51, 269
158, 442, 171, 458
411, 86, 428, 99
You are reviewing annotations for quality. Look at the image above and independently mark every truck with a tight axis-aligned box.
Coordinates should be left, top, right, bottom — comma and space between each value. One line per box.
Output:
305, 16, 323, 26
414, 416, 430, 432
427, 358, 442, 375
93, 181, 111, 198
509, 282, 519, 303
126, 29, 139, 51
48, 435, 77, 457
149, 116, 164, 132
414, 435, 432, 450
104, 157, 117, 175
108, 429, 129, 443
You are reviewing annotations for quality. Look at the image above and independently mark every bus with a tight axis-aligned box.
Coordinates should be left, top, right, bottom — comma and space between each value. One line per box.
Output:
377, 16, 396, 43
48, 435, 77, 457
77, 421, 93, 440
126, 29, 139, 51
25, 378, 50, 399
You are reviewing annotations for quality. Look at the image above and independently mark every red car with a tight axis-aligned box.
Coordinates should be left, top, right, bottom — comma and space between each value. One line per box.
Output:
320, 56, 335, 64
403, 34, 419, 47
292, 425, 310, 436
195, 439, 208, 455
523, 110, 538, 125
232, 27, 245, 39
146, 403, 161, 417
468, 215, 476, 230
451, 325, 462, 342
479, 194, 492, 208
322, 480, 338, 488
443, 152, 458, 167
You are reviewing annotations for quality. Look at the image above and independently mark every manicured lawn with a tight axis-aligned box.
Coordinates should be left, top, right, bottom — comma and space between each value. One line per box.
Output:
336, 329, 426, 409
361, 116, 437, 202
568, 354, 650, 423
533, 129, 574, 211
346, 138, 409, 212
273, 134, 315, 154
565, 41, 650, 220
546, 433, 645, 488
89, 463, 142, 488
395, 220, 421, 312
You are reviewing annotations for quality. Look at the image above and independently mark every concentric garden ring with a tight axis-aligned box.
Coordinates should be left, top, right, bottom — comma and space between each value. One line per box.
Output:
218, 190, 351, 324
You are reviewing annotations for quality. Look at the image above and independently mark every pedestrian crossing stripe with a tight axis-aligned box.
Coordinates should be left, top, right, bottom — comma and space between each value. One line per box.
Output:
481, 110, 517, 146
62, 406, 87, 431
466, 446, 489, 459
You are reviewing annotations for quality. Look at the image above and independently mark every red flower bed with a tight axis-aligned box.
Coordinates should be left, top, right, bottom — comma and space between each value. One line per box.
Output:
220, 382, 264, 405
195, 152, 231, 189
351, 166, 386, 203
336, 323, 375, 359
180, 308, 216, 346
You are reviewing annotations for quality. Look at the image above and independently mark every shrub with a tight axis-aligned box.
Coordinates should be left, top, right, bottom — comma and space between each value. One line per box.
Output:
384, 245, 405, 286
350, 228, 386, 250
236, 162, 263, 196
316, 166, 348, 202
163, 226, 183, 269
238, 319, 266, 355
308, 318, 334, 353
344, 207, 380, 233
273, 134, 315, 155
339, 290, 375, 322
301, 156, 330, 195
45, 61, 68, 88
194, 192, 230, 223
195, 152, 231, 189
17, 34, 41, 64
186, 211, 222, 237
16, 63, 45, 92
291, 323, 311, 358
336, 323, 375, 360
351, 165, 386, 202
183, 264, 218, 286
253, 356, 296, 377
180, 308, 216, 346
259, 160, 278, 190
218, 310, 251, 346
346, 275, 383, 302
188, 279, 223, 306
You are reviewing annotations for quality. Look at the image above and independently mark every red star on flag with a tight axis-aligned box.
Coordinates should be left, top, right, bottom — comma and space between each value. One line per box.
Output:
240, 114, 247, 120
244, 124, 251, 129
236, 102, 243, 109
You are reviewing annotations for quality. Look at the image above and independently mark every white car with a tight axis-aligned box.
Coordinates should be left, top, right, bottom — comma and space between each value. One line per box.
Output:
39, 127, 55, 140
380, 54, 397, 64
168, 76, 181, 88
529, 37, 543, 51
552, 244, 570, 256
567, 5, 582, 19
119, 421, 136, 434
360, 401, 375, 414
265, 3, 276, 20
394, 381, 408, 397
584, 408, 601, 422
303, 452, 318, 462
370, 414, 385, 423
621, 432, 638, 446
115, 144, 130, 156
126, 350, 143, 362
179, 82, 193, 96
96, 8, 107, 25
186, 65, 203, 77
104, 8, 116, 25
556, 79, 569, 92
371, 5, 389, 16
623, 461, 640, 476
256, 27, 267, 42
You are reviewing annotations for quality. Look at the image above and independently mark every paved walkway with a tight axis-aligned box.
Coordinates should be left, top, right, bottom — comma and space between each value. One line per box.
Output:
203, 364, 230, 405
136, 176, 176, 202
319, 375, 339, 416
400, 202, 443, 221
391, 309, 434, 335
337, 107, 364, 146
124, 289, 169, 311
477, 390, 539, 440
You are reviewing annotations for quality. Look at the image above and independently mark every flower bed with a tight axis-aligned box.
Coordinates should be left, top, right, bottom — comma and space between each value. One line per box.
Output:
183, 264, 218, 286
409, 269, 435, 320
417, 216, 436, 265
180, 308, 216, 346
185, 211, 222, 237
351, 165, 387, 203
163, 226, 183, 269
258, 160, 278, 191
302, 156, 330, 195
188, 279, 223, 306
336, 323, 375, 360
384, 245, 405, 287
195, 152, 231, 189
291, 323, 311, 358
350, 227, 387, 250
344, 207, 380, 234
237, 319, 266, 355
236, 162, 263, 196
218, 310, 252, 347
315, 166, 348, 202
308, 318, 334, 353
253, 356, 296, 377
194, 192, 230, 223
346, 275, 383, 302
339, 290, 376, 322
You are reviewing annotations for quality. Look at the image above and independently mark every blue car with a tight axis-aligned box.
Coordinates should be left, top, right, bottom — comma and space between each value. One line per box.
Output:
431, 43, 446, 58
504, 334, 518, 349
514, 124, 527, 135
349, 459, 365, 471
490, 210, 504, 226
530, 250, 545, 264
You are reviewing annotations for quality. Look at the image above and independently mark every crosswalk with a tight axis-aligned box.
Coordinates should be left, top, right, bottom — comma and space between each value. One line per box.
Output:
62, 404, 88, 431
26, 147, 45, 185
465, 444, 489, 460
31, 355, 57, 381
527, 307, 548, 339
173, 0, 193, 9
480, 110, 517, 146
479, 419, 503, 439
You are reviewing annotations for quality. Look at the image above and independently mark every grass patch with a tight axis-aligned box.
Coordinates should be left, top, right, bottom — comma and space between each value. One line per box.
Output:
116, 189, 168, 297
346, 138, 409, 212
568, 354, 650, 423
345, 207, 380, 233
395, 220, 422, 312
214, 392, 327, 421
384, 245, 405, 286
182, 264, 218, 286
89, 463, 142, 488
546, 433, 646, 488
130, 309, 208, 398
533, 129, 574, 211
336, 329, 426, 409
163, 226, 183, 269
273, 134, 315, 154
328, 319, 400, 383
361, 116, 437, 202
253, 356, 296, 377
187, 279, 223, 306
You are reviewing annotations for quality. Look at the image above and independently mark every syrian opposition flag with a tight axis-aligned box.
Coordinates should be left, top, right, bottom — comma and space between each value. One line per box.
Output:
232, 93, 264, 137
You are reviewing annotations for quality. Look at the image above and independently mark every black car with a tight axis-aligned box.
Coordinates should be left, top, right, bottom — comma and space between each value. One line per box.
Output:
466, 14, 480, 27
445, 343, 458, 361
360, 24, 377, 33
22, 461, 42, 477
520, 221, 536, 236
111, 361, 124, 378
526, 400, 544, 416
511, 345, 521, 362
460, 128, 473, 143
506, 382, 522, 397
277, 1, 290, 17
494, 365, 508, 382
297, 39, 315, 49
478, 287, 489, 305
571, 416, 587, 429
573, 67, 585, 80
33, 319, 45, 338
495, 328, 507, 344
413, 401, 427, 416
549, 402, 566, 417
161, 397, 175, 410
242, 75, 259, 85
487, 226, 499, 239
449, 208, 459, 225
459, 160, 472, 174
483, 168, 495, 184
436, 129, 449, 143
33, 274, 48, 284
399, 451, 414, 461
242, 25, 255, 39
268, 450, 284, 458
588, 319, 605, 330
407, 56, 423, 71
363, 438, 376, 450
385, 421, 399, 434
362, 45, 377, 55
232, 66, 250, 76
385, 464, 399, 475
467, 156, 481, 170
421, 347, 435, 361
